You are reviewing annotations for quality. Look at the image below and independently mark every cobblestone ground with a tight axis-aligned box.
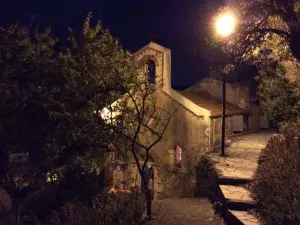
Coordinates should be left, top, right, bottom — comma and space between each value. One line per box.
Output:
208, 130, 275, 225
146, 198, 224, 225
208, 130, 275, 180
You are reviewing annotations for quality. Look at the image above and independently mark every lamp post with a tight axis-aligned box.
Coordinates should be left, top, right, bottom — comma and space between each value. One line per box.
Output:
221, 72, 226, 156
215, 12, 236, 156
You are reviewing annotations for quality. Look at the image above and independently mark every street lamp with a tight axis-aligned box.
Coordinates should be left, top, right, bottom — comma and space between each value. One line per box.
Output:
215, 11, 236, 156
215, 12, 236, 37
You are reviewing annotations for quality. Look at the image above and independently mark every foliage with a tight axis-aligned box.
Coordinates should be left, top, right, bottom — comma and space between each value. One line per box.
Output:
50, 192, 145, 225
15, 166, 112, 221
200, 1, 300, 77
0, 12, 138, 219
256, 61, 300, 126
200, 1, 300, 126
207, 1, 300, 75
0, 10, 174, 221
0, 186, 12, 213
214, 0, 300, 61
1, 192, 146, 225
251, 122, 300, 225
194, 156, 219, 201
100, 48, 176, 218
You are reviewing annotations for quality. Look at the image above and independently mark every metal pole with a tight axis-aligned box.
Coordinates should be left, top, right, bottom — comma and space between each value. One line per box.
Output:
221, 73, 226, 156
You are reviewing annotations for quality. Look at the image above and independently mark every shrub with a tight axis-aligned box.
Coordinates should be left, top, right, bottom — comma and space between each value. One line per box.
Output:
50, 191, 146, 225
0, 191, 146, 225
251, 121, 300, 225
0, 211, 45, 225
194, 156, 219, 201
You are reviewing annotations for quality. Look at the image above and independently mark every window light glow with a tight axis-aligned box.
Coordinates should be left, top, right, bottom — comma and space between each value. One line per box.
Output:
99, 100, 122, 124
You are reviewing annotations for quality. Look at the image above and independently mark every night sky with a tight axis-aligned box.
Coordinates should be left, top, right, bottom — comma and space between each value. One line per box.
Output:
0, 0, 223, 87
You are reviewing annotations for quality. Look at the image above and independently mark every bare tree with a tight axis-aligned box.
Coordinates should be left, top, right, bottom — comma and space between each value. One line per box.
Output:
98, 65, 177, 219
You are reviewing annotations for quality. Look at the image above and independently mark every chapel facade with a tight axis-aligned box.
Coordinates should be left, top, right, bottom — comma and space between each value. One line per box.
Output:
109, 42, 269, 199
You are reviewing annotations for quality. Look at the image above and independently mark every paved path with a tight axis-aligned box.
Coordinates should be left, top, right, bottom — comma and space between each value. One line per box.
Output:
208, 130, 274, 180
146, 130, 274, 225
208, 130, 275, 225
147, 198, 224, 225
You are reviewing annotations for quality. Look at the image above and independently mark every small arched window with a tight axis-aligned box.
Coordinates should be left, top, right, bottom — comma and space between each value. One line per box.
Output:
145, 60, 156, 83
175, 146, 182, 167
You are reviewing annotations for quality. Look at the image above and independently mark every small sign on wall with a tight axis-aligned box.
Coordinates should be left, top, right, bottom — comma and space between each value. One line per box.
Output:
175, 146, 182, 167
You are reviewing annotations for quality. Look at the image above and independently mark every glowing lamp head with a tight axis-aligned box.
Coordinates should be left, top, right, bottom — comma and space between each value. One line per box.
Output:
215, 12, 236, 37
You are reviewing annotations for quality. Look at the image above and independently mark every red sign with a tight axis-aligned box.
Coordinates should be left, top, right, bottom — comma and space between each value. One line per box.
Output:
175, 146, 182, 164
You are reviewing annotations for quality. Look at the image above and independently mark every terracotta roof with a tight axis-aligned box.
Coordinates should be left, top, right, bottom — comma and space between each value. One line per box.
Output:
176, 90, 249, 117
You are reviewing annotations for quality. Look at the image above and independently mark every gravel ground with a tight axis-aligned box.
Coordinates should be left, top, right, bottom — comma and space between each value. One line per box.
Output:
146, 198, 224, 225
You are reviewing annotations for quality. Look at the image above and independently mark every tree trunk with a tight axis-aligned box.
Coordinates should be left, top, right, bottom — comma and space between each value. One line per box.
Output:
140, 166, 152, 219
146, 190, 152, 220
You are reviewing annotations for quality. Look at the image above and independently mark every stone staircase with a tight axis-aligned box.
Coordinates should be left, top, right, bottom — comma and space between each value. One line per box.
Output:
207, 130, 275, 225
219, 181, 259, 225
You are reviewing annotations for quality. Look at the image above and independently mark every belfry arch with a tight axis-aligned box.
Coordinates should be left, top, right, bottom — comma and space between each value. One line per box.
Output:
145, 60, 156, 83
133, 42, 172, 90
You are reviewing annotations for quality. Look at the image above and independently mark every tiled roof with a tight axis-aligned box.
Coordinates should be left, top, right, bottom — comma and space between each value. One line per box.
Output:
176, 90, 249, 117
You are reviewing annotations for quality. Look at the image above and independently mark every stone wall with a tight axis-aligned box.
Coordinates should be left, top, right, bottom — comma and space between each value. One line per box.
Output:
188, 78, 249, 109
159, 144, 206, 198
209, 117, 233, 149
129, 42, 211, 199
109, 91, 209, 199
248, 103, 261, 130
150, 93, 209, 198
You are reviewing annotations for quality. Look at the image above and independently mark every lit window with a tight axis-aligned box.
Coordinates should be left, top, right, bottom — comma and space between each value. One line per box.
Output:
175, 146, 182, 167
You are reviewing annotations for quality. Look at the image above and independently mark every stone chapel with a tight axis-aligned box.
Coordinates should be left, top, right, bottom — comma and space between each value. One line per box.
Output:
109, 42, 269, 199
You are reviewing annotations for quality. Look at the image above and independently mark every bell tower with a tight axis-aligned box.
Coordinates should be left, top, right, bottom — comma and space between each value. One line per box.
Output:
133, 42, 172, 91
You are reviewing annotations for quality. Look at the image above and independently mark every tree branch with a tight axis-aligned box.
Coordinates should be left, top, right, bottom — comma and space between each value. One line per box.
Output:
244, 28, 291, 39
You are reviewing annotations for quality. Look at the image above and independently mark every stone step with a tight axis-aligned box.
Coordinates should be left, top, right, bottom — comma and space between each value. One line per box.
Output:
219, 185, 256, 210
225, 210, 260, 225
218, 176, 252, 186
226, 200, 256, 211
